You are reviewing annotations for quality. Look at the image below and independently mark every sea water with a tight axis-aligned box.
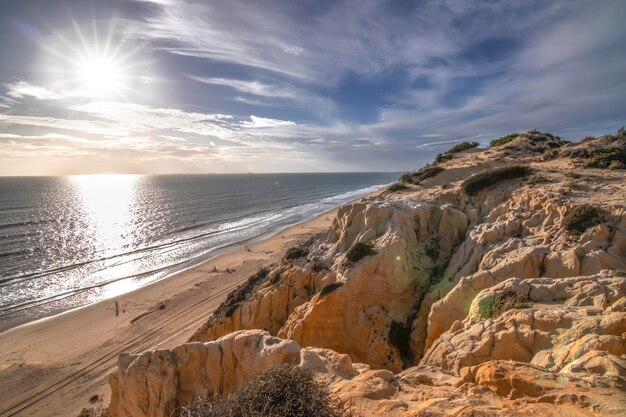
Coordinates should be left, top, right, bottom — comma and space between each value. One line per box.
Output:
0, 172, 398, 330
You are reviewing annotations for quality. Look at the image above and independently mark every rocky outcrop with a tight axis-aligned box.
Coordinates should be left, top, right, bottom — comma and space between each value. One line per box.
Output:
108, 130, 626, 416
192, 202, 469, 371
108, 330, 302, 417
109, 330, 626, 417
422, 273, 626, 372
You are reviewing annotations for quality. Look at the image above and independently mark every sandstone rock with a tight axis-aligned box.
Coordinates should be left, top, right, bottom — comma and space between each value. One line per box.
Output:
108, 330, 301, 417
422, 275, 626, 372
560, 350, 626, 377
109, 131, 626, 417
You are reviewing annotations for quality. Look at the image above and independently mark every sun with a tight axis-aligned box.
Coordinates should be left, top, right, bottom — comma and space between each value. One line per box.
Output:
77, 54, 126, 97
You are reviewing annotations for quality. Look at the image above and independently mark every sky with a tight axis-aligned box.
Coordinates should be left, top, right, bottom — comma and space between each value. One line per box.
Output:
0, 0, 625, 175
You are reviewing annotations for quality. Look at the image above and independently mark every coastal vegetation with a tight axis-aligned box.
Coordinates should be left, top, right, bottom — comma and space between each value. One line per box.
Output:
478, 292, 524, 319
180, 364, 350, 417
446, 141, 480, 154
399, 166, 444, 185
462, 165, 531, 195
489, 133, 518, 147
387, 182, 408, 192
585, 147, 626, 168
346, 240, 376, 263
284, 245, 309, 260
435, 141, 479, 163
563, 204, 605, 233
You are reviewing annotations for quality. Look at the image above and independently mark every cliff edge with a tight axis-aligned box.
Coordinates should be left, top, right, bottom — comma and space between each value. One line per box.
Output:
108, 130, 626, 417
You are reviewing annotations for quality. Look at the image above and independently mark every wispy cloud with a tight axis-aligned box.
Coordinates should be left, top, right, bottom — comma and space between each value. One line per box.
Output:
5, 81, 64, 100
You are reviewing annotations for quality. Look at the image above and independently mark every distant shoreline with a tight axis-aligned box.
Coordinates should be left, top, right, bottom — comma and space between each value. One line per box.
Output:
0, 184, 386, 416
0, 174, 389, 332
0, 182, 390, 333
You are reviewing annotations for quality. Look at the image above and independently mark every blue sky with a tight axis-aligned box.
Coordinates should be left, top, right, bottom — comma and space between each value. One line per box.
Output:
0, 0, 625, 175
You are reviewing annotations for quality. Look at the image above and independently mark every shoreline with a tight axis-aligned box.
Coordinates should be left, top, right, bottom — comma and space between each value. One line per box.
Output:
0, 186, 386, 417
0, 182, 390, 333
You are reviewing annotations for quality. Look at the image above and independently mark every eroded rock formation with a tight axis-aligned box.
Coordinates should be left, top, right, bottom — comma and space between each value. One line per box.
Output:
109, 130, 626, 416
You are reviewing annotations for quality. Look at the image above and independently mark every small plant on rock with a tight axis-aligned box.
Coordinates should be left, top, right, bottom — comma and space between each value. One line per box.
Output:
284, 245, 308, 260
479, 292, 524, 319
319, 282, 343, 297
346, 240, 376, 263
563, 204, 605, 234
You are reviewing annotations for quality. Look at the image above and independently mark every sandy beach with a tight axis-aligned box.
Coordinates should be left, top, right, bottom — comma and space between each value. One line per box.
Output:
0, 202, 353, 417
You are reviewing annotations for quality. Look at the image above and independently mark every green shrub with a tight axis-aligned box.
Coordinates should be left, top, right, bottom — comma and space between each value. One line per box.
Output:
447, 141, 479, 154
462, 165, 531, 195
479, 292, 523, 319
399, 166, 444, 185
563, 205, 605, 233
346, 240, 376, 263
388, 182, 408, 192
320, 282, 343, 297
180, 364, 349, 417
585, 147, 626, 168
490, 133, 518, 147
435, 153, 453, 163
284, 245, 308, 260
433, 141, 479, 164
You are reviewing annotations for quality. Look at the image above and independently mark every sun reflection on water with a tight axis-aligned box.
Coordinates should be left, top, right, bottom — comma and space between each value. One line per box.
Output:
70, 174, 142, 294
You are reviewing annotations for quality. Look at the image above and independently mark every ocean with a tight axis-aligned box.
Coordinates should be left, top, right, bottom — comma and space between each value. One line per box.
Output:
0, 172, 398, 330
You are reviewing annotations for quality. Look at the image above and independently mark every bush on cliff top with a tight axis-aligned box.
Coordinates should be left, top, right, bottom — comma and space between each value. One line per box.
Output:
388, 182, 408, 192
434, 141, 479, 163
180, 364, 351, 417
462, 165, 531, 195
399, 166, 444, 185
447, 141, 479, 154
490, 133, 518, 147
584, 147, 626, 169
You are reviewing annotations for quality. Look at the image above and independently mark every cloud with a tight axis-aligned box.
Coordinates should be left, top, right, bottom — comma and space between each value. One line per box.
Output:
5, 81, 63, 100
241, 115, 296, 129
1, 0, 625, 175
188, 76, 294, 98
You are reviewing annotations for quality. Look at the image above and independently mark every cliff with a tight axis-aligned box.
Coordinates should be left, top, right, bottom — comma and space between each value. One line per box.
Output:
108, 130, 626, 416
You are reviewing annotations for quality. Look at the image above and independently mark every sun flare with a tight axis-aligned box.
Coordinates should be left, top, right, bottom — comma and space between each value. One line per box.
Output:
78, 55, 125, 95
